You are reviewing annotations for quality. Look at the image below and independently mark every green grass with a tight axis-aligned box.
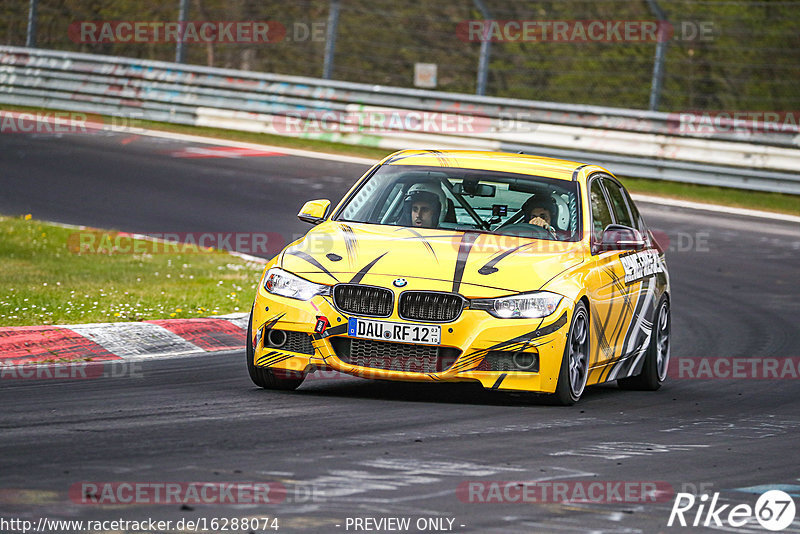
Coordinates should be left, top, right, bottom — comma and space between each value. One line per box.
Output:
3, 105, 799, 217
0, 215, 264, 327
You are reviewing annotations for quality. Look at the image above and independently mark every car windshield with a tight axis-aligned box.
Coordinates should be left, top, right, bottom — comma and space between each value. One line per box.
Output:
335, 165, 582, 241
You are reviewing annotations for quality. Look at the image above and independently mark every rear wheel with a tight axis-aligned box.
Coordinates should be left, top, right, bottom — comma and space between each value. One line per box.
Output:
246, 309, 305, 390
618, 296, 670, 391
552, 302, 590, 406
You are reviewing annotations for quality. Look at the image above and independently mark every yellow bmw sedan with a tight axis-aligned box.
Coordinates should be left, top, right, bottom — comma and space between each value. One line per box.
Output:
247, 150, 670, 404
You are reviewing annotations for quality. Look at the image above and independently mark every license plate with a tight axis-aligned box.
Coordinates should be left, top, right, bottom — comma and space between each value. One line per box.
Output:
347, 317, 441, 345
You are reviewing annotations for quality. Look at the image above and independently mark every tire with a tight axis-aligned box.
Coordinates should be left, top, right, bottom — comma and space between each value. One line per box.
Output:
246, 309, 305, 390
618, 295, 670, 391
552, 302, 590, 406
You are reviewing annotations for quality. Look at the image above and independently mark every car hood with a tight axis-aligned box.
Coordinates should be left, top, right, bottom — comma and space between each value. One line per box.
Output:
279, 222, 585, 297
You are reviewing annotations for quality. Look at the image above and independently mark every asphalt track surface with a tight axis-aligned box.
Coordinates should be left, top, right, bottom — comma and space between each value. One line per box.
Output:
1, 130, 800, 533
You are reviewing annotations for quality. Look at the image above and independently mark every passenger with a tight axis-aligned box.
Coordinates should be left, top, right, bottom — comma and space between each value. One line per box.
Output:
402, 183, 446, 229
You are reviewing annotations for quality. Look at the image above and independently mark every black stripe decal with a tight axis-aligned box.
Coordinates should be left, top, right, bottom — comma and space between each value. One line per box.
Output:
478, 242, 532, 275
259, 313, 286, 336
286, 250, 340, 283
427, 149, 451, 167
452, 232, 480, 293
256, 353, 296, 367
533, 311, 569, 337
605, 278, 653, 381
594, 266, 622, 352
593, 264, 637, 382
592, 307, 614, 367
384, 150, 416, 164
476, 312, 566, 354
535, 259, 582, 291
255, 350, 279, 366
602, 266, 634, 356
572, 164, 588, 181
618, 277, 651, 356
340, 224, 359, 267
453, 339, 553, 373
491, 373, 507, 389
398, 228, 438, 261
349, 252, 388, 285
452, 312, 568, 372
603, 264, 633, 310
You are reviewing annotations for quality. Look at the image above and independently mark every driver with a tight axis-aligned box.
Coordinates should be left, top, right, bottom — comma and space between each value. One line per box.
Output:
521, 195, 558, 234
401, 183, 446, 228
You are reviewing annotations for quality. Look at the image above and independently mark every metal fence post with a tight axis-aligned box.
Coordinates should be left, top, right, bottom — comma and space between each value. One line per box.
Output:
26, 0, 38, 48
647, 0, 668, 111
473, 0, 492, 96
175, 0, 190, 64
322, 0, 340, 79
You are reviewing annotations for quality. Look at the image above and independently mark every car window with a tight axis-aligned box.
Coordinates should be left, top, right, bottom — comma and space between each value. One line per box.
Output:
374, 182, 404, 222
335, 164, 582, 241
603, 179, 634, 228
590, 179, 613, 243
619, 184, 646, 233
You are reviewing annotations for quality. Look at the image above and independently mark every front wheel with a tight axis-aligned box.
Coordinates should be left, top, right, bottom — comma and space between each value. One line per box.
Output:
552, 302, 590, 406
246, 309, 305, 390
618, 296, 670, 391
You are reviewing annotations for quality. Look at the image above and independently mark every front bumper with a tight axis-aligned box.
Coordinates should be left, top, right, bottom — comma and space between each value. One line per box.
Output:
251, 286, 573, 393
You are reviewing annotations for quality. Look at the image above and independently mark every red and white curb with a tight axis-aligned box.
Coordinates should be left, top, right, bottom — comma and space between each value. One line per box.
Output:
0, 313, 248, 367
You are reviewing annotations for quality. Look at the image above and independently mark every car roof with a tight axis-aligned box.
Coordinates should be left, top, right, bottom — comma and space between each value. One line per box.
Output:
380, 150, 595, 181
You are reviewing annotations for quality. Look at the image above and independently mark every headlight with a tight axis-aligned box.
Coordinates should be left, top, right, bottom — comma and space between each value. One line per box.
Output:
263, 267, 331, 300
471, 291, 563, 319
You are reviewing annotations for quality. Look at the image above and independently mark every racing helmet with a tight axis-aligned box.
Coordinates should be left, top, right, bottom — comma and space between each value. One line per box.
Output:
404, 182, 448, 224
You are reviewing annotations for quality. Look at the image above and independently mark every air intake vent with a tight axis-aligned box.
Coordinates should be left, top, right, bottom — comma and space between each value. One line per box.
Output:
331, 338, 459, 374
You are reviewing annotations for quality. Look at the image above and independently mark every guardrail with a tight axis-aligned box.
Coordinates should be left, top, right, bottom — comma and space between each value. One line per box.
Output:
2, 46, 799, 195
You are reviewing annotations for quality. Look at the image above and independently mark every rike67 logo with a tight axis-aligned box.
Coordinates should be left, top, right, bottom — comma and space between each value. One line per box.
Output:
668, 490, 796, 531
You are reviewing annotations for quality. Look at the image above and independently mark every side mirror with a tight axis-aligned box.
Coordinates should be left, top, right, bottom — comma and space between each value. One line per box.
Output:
298, 199, 331, 225
600, 224, 645, 251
